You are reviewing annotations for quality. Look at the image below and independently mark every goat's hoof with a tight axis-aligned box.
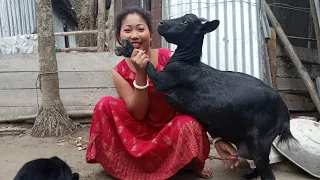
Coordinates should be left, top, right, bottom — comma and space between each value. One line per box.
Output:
240, 174, 255, 180
240, 169, 259, 180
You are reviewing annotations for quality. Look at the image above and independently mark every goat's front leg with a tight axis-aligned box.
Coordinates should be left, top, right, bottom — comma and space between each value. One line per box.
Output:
145, 61, 165, 92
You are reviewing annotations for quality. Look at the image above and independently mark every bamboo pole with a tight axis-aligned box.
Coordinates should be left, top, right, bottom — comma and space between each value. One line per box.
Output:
58, 46, 98, 52
309, 0, 320, 64
263, 0, 320, 115
97, 0, 106, 52
54, 30, 98, 36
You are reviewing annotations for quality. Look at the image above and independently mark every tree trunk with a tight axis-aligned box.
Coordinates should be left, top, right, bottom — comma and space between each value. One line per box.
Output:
77, 0, 98, 47
106, 0, 116, 52
31, 0, 76, 137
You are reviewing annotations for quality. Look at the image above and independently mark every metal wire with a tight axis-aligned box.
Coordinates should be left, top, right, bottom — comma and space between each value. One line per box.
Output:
148, 1, 310, 20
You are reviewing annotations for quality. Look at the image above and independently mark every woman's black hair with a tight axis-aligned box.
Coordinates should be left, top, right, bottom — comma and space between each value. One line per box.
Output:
114, 7, 153, 44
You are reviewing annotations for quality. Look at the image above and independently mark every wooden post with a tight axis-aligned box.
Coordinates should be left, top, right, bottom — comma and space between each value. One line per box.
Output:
123, 0, 140, 8
263, 0, 320, 114
267, 28, 277, 89
97, 0, 106, 52
114, 0, 122, 18
151, 0, 162, 48
77, 0, 98, 47
114, 0, 140, 17
106, 0, 116, 52
309, 0, 320, 64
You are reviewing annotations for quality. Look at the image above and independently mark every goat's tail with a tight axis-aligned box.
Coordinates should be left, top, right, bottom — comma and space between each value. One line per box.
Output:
276, 111, 300, 149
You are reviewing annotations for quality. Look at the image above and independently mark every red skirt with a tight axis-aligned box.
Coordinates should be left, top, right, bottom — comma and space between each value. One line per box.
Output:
86, 96, 210, 180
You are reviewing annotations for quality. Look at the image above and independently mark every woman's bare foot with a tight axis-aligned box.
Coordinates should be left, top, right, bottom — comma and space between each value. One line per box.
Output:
183, 159, 212, 179
193, 165, 212, 179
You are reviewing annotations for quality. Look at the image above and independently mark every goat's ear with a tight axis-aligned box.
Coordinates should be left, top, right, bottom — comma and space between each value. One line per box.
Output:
200, 20, 220, 34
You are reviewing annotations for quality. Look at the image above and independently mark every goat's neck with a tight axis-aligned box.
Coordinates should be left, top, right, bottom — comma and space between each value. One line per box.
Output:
171, 39, 203, 63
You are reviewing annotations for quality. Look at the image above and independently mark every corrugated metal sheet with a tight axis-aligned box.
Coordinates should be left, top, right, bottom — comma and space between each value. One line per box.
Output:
0, 0, 76, 49
0, 0, 36, 37
52, 11, 76, 48
162, 0, 263, 79
52, 11, 66, 49
67, 26, 77, 48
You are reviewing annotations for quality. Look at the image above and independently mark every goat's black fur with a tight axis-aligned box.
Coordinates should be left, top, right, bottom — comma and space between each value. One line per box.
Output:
114, 14, 298, 180
115, 39, 135, 58
14, 156, 79, 180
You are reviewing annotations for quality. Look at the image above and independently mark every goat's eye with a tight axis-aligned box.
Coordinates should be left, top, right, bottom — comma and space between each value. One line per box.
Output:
183, 21, 188, 26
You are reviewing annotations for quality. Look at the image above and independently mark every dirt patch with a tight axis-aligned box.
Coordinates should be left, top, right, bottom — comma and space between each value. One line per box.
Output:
0, 124, 314, 180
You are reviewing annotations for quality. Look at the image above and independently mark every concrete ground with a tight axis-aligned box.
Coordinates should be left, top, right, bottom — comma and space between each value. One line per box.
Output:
0, 123, 316, 180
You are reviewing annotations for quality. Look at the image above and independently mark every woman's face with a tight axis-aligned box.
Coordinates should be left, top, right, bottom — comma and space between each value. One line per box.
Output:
119, 13, 152, 52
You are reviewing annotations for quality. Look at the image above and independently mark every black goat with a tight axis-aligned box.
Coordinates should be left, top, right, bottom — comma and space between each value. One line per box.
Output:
14, 156, 79, 180
114, 14, 298, 180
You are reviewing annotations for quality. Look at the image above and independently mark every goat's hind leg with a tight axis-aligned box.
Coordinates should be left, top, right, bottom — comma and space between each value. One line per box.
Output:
245, 136, 275, 180
235, 141, 259, 180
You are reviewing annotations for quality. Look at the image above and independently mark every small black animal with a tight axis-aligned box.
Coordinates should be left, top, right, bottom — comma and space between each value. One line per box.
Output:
115, 14, 299, 180
150, 14, 300, 180
14, 156, 79, 180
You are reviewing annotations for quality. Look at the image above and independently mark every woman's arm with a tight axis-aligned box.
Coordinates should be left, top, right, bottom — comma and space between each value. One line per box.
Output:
112, 70, 149, 121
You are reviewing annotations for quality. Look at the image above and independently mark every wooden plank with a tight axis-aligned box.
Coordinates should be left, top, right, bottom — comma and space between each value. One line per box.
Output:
290, 112, 320, 121
277, 78, 309, 92
0, 88, 118, 107
276, 45, 319, 64
268, 28, 277, 89
0, 71, 115, 89
277, 59, 320, 79
0, 106, 95, 121
280, 93, 316, 111
0, 52, 121, 72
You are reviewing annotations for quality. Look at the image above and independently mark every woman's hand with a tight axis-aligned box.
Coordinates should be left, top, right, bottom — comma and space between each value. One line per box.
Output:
130, 49, 150, 74
215, 140, 239, 169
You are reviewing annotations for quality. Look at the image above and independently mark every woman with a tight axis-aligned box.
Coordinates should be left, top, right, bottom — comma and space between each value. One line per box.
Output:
86, 7, 239, 180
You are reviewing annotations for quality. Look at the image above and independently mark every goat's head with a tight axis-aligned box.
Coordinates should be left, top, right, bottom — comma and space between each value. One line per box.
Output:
157, 14, 220, 47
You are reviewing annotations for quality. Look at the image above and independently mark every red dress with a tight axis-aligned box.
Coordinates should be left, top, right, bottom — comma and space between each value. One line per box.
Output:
86, 48, 210, 180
